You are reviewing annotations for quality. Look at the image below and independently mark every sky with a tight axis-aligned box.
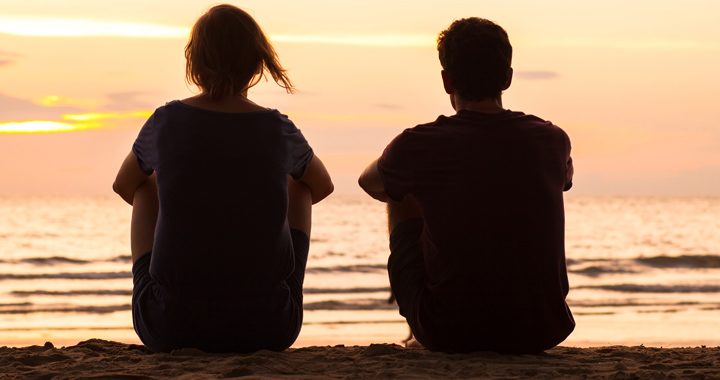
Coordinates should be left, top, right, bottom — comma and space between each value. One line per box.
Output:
0, 0, 719, 196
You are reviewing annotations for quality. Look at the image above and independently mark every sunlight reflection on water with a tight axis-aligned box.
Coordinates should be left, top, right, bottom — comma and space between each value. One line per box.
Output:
0, 195, 718, 346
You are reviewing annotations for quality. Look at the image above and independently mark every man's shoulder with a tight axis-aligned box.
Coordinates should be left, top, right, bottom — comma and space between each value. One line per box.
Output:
404, 111, 562, 132
406, 115, 448, 130
398, 115, 452, 137
512, 112, 572, 155
402, 111, 567, 131
509, 111, 565, 132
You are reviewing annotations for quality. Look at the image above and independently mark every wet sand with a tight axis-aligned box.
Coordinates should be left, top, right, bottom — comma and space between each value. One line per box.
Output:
1, 339, 719, 379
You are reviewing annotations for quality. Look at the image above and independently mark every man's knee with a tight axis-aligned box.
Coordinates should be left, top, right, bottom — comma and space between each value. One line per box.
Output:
387, 195, 423, 233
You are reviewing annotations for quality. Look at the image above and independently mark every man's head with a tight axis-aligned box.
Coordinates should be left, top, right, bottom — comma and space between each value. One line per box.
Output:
437, 18, 513, 101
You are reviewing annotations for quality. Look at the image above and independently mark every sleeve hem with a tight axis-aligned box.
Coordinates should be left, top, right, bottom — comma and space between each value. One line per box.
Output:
377, 157, 406, 202
291, 149, 315, 180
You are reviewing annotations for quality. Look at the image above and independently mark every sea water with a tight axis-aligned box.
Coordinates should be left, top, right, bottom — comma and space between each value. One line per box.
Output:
0, 195, 718, 347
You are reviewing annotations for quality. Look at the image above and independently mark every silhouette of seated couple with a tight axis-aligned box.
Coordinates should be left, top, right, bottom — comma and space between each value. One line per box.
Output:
113, 4, 574, 354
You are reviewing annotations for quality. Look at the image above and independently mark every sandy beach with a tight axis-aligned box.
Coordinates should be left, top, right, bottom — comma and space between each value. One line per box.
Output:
0, 339, 718, 379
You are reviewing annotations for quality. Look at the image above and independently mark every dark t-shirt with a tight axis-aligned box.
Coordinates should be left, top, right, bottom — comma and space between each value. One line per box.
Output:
133, 100, 313, 296
378, 109, 574, 349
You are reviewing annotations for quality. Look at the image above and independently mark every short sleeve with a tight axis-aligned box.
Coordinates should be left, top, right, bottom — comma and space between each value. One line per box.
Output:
377, 131, 416, 202
563, 131, 573, 191
281, 118, 314, 179
132, 110, 161, 175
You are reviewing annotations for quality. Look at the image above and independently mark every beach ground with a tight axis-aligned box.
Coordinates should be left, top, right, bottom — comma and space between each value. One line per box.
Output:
1, 339, 719, 379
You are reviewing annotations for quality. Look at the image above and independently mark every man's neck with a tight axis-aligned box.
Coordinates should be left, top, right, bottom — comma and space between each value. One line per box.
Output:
452, 95, 505, 114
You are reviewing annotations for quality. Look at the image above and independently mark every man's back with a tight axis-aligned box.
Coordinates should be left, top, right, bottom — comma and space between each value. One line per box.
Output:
377, 110, 574, 353
359, 16, 575, 353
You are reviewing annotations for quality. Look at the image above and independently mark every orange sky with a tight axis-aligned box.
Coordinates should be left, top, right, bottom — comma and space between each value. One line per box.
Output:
0, 0, 719, 196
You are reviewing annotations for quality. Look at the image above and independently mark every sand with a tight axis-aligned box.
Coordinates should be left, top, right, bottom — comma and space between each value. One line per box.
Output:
0, 340, 719, 379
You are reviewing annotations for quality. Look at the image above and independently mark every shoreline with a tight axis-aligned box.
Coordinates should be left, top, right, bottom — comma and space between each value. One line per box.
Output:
3, 320, 720, 350
1, 339, 718, 379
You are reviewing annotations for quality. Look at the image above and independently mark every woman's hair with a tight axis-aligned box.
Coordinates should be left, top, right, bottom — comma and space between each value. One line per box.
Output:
437, 18, 512, 100
185, 4, 293, 99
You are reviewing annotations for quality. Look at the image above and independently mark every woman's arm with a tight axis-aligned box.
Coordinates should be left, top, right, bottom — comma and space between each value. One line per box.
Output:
297, 155, 333, 204
113, 151, 151, 205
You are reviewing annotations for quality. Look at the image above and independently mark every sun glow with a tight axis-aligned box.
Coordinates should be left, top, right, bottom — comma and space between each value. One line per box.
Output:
63, 111, 152, 122
34, 95, 104, 109
0, 121, 91, 133
38, 95, 61, 106
0, 16, 434, 47
0, 111, 152, 134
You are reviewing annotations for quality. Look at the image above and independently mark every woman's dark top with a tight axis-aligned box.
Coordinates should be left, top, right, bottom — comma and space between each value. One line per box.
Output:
131, 100, 313, 352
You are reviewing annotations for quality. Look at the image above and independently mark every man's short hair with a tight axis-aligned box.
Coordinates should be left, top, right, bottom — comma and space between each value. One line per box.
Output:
437, 18, 513, 100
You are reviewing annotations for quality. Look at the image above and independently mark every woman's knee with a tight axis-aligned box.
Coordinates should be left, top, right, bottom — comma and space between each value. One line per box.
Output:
131, 176, 159, 262
287, 179, 312, 235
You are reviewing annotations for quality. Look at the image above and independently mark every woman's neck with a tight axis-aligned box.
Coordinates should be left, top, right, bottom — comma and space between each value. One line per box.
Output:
182, 92, 266, 113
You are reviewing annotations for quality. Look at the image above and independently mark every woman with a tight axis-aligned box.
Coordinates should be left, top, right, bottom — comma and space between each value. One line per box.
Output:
113, 4, 333, 352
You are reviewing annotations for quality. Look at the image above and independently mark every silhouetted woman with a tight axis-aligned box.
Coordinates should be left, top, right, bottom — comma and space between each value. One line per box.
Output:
113, 4, 333, 352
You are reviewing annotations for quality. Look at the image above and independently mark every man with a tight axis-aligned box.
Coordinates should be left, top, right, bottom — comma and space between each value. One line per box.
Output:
359, 17, 574, 353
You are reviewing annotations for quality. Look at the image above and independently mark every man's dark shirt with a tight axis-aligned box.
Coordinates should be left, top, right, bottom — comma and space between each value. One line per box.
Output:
378, 109, 574, 352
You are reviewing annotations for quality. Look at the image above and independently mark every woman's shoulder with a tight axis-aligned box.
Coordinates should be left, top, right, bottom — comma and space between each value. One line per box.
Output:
170, 99, 293, 122
172, 96, 277, 114
155, 99, 297, 131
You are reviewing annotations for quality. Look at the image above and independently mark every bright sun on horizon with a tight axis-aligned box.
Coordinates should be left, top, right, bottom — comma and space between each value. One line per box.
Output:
0, 111, 152, 134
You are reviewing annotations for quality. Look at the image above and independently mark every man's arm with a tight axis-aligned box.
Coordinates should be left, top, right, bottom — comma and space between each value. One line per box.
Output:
358, 159, 390, 202
564, 156, 574, 191
113, 151, 151, 205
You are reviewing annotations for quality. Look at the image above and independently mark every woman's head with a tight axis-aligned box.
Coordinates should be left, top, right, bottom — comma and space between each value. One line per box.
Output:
185, 4, 293, 99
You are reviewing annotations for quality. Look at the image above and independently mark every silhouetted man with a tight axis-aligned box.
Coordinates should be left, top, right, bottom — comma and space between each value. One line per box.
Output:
359, 17, 575, 353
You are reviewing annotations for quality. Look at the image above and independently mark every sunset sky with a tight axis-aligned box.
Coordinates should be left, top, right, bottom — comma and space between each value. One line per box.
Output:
1, 0, 719, 196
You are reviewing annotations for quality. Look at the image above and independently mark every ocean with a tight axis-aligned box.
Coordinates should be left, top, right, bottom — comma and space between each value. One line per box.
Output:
0, 195, 718, 347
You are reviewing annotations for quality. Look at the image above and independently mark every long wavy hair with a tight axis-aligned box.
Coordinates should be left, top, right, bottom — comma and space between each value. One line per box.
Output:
185, 4, 293, 100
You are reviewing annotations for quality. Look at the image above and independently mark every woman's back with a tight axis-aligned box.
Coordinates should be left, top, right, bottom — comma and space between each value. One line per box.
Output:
135, 101, 313, 291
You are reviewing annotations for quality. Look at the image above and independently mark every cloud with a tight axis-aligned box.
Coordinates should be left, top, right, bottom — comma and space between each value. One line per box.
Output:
103, 91, 156, 112
514, 70, 559, 80
0, 15, 435, 48
0, 93, 151, 133
0, 94, 80, 121
0, 17, 433, 47
0, 16, 187, 38
0, 50, 19, 67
